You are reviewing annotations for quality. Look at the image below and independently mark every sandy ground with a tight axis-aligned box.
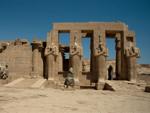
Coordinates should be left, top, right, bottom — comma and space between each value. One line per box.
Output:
0, 81, 150, 113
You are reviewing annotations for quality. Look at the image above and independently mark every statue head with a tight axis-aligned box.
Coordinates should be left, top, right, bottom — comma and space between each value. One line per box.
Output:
98, 32, 103, 44
74, 33, 78, 44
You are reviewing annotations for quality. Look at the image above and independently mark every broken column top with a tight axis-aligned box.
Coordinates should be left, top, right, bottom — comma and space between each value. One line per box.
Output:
31, 40, 42, 48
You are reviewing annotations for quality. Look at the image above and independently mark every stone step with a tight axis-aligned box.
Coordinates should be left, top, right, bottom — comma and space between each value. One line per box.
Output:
4, 78, 25, 87
11, 78, 38, 88
104, 80, 146, 91
30, 79, 47, 88
4, 78, 48, 89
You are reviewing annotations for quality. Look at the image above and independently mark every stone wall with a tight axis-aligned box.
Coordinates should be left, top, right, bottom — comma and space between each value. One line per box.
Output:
0, 40, 32, 79
137, 64, 150, 75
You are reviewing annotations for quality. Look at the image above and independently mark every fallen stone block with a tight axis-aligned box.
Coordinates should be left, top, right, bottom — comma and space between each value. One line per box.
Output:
104, 83, 115, 91
145, 85, 150, 93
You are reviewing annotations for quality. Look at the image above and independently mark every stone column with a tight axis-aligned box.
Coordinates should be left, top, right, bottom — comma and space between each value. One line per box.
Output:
52, 30, 59, 80
127, 56, 137, 82
70, 30, 82, 88
125, 45, 140, 82
47, 54, 55, 81
94, 31, 108, 90
115, 33, 122, 80
45, 46, 58, 81
58, 52, 63, 72
45, 31, 59, 82
71, 55, 81, 78
31, 40, 42, 78
96, 55, 106, 80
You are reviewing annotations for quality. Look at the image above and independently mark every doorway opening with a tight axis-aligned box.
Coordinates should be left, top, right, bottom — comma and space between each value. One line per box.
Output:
63, 52, 69, 71
108, 65, 113, 80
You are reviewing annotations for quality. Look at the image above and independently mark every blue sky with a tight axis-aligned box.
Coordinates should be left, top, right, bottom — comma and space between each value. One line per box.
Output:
0, 0, 150, 64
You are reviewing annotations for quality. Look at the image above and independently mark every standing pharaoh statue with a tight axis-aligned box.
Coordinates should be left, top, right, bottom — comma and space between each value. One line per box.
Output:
125, 40, 140, 82
94, 32, 108, 90
44, 32, 58, 80
70, 33, 82, 87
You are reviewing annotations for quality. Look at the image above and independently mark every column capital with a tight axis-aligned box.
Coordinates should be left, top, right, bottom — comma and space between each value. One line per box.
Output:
31, 40, 42, 49
30, 40, 42, 78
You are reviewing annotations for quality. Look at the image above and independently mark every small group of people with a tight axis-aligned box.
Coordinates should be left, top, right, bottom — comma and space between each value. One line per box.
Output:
64, 67, 75, 88
0, 65, 8, 80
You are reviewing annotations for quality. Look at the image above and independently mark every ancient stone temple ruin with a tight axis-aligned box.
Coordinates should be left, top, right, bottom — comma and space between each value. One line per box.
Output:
0, 22, 140, 89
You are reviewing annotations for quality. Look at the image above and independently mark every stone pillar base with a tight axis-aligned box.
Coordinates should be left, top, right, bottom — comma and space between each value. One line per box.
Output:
95, 81, 106, 90
129, 79, 137, 84
48, 78, 55, 85
74, 78, 80, 89
47, 78, 55, 88
30, 72, 39, 78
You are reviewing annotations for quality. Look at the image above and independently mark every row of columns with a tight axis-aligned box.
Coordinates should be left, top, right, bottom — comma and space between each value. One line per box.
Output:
30, 30, 140, 89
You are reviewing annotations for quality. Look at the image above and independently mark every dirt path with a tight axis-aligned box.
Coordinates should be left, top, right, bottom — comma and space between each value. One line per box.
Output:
0, 82, 150, 113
